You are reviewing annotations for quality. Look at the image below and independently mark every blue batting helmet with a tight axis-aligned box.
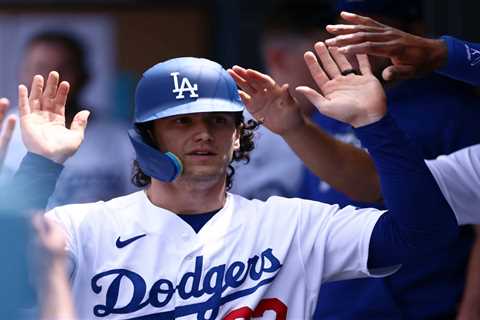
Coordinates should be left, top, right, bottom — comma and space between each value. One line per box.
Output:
128, 57, 245, 182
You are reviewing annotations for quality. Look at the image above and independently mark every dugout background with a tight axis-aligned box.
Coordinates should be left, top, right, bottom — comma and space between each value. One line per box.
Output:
0, 0, 477, 121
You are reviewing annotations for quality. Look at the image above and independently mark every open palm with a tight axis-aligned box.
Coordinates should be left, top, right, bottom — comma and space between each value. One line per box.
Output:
228, 66, 305, 135
20, 71, 89, 164
296, 42, 386, 128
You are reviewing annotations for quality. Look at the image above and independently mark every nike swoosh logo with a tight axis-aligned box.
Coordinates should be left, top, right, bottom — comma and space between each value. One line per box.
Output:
116, 234, 146, 248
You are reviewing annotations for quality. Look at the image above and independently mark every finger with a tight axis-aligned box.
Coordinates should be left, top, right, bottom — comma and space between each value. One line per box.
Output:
231, 65, 249, 77
314, 42, 341, 79
228, 68, 257, 95
238, 90, 252, 107
382, 65, 417, 81
243, 69, 277, 93
18, 85, 31, 117
337, 41, 394, 57
280, 83, 295, 105
70, 110, 90, 134
43, 71, 59, 100
328, 47, 355, 75
0, 98, 9, 127
0, 115, 16, 166
295, 86, 328, 110
326, 24, 385, 36
303, 51, 329, 89
53, 81, 70, 116
29, 75, 44, 101
339, 11, 387, 28
325, 31, 394, 48
356, 54, 372, 75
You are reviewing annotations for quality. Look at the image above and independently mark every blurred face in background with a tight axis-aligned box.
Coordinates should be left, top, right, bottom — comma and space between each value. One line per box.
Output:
20, 41, 83, 99
263, 31, 330, 116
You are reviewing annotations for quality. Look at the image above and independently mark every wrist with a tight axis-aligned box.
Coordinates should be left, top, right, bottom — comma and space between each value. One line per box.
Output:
428, 38, 448, 70
279, 112, 308, 140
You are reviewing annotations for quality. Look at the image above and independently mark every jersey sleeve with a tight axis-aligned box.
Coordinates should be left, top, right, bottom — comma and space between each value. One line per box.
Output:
355, 114, 458, 269
297, 199, 394, 284
426, 144, 480, 225
436, 36, 480, 86
0, 152, 63, 211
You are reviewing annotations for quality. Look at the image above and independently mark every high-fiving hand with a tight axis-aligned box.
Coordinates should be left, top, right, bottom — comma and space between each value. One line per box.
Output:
296, 42, 386, 127
325, 11, 448, 81
19, 71, 90, 164
228, 66, 306, 137
0, 98, 16, 170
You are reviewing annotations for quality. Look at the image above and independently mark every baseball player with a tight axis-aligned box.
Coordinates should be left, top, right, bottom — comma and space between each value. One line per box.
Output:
45, 53, 457, 319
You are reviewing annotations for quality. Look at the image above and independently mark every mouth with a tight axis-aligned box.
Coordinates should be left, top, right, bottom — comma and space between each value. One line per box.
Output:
186, 150, 217, 157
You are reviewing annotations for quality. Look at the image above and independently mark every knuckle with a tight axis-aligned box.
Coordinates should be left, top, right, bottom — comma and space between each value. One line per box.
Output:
364, 41, 374, 49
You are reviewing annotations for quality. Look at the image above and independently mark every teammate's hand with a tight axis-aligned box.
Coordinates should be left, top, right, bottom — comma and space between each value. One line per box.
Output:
19, 71, 90, 164
324, 11, 448, 81
32, 215, 67, 262
0, 98, 16, 170
228, 66, 306, 136
296, 42, 386, 128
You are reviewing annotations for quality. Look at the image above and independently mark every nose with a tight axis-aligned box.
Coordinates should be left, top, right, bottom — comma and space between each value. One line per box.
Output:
193, 118, 214, 142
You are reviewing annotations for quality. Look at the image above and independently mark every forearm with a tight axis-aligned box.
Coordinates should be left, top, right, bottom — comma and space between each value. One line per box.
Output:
1, 153, 63, 212
457, 226, 480, 319
436, 36, 480, 86
360, 114, 458, 268
39, 261, 76, 320
282, 117, 381, 202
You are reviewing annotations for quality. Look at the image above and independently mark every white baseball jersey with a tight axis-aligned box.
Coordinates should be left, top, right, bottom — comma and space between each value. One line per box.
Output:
426, 144, 480, 225
46, 191, 393, 319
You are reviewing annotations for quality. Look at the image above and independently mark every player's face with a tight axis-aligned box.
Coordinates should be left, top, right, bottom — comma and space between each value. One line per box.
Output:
152, 112, 240, 183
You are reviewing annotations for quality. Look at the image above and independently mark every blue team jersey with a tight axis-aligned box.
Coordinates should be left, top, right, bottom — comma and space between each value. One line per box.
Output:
308, 74, 480, 319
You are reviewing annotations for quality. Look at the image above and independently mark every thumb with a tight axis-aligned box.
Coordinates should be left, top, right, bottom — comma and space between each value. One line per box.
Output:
382, 65, 417, 81
281, 84, 296, 105
295, 86, 327, 110
70, 110, 90, 134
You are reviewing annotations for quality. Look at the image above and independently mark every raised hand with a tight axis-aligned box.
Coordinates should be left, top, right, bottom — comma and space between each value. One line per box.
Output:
228, 66, 305, 136
0, 98, 16, 169
296, 42, 386, 127
325, 11, 448, 81
19, 71, 90, 164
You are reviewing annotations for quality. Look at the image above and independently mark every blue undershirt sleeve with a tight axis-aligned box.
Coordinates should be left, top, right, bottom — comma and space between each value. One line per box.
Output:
0, 152, 63, 212
436, 36, 480, 86
354, 114, 458, 269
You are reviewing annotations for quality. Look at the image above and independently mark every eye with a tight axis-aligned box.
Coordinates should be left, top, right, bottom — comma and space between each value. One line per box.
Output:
174, 116, 192, 125
213, 115, 227, 124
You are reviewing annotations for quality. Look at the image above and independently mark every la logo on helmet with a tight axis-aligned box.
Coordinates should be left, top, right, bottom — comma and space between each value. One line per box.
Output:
170, 72, 199, 99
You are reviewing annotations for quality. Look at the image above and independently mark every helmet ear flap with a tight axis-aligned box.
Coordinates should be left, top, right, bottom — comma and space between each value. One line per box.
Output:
128, 128, 183, 182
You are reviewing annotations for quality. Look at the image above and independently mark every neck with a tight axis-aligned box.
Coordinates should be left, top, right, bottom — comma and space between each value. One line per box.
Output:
146, 176, 227, 214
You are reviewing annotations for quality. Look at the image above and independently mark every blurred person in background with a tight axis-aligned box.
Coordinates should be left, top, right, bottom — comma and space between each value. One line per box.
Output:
233, 0, 480, 319
231, 1, 355, 201
1, 71, 84, 319
2, 30, 136, 209
311, 1, 480, 319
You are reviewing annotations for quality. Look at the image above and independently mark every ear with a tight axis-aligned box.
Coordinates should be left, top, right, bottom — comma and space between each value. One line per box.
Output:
233, 129, 241, 151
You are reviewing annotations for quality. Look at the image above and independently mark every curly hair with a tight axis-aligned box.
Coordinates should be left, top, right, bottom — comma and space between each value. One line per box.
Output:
131, 112, 259, 190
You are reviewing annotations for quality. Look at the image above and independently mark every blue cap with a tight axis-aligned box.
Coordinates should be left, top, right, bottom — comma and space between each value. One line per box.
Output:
134, 57, 244, 123
336, 0, 422, 22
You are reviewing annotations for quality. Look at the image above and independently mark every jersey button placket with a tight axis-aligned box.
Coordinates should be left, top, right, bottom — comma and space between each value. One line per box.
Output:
175, 232, 202, 316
